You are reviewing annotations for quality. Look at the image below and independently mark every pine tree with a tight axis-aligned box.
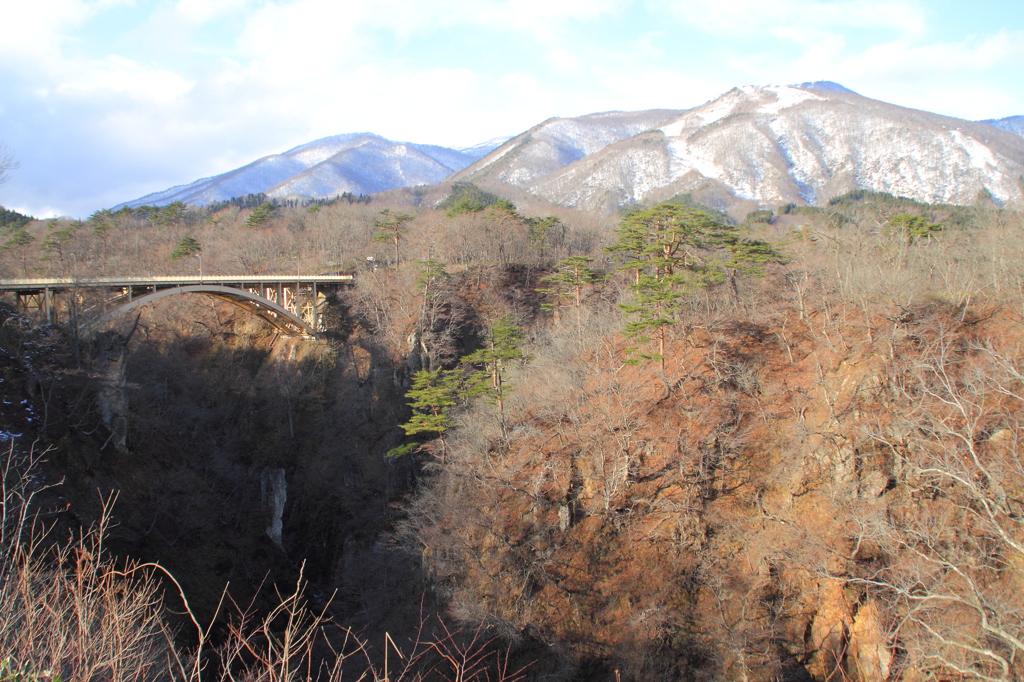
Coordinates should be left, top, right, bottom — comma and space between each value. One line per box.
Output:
462, 315, 528, 418
416, 259, 450, 301
244, 202, 275, 229
372, 209, 413, 265
526, 215, 562, 260
620, 273, 686, 371
888, 212, 942, 243
537, 256, 603, 328
2, 228, 34, 276
39, 220, 77, 271
605, 202, 783, 371
170, 236, 202, 261
388, 368, 459, 460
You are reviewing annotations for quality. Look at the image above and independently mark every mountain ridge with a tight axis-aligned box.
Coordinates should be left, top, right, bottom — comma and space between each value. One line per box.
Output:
123, 133, 507, 208
982, 115, 1024, 137
513, 85, 1024, 211
123, 84, 1024, 212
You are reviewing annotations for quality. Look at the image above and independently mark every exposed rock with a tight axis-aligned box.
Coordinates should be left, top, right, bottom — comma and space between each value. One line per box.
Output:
261, 468, 287, 550
848, 600, 892, 682
859, 469, 894, 498
406, 331, 424, 373
807, 578, 852, 680
97, 348, 129, 453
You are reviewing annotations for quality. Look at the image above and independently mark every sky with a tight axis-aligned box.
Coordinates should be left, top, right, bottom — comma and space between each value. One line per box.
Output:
1, 0, 1022, 219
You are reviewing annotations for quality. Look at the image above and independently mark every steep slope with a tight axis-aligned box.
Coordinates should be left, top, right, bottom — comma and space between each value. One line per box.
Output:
449, 109, 684, 190
525, 85, 1024, 210
125, 134, 505, 207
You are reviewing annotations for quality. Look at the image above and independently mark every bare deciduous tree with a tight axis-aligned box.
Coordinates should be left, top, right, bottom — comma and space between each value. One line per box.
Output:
862, 337, 1024, 681
0, 143, 16, 186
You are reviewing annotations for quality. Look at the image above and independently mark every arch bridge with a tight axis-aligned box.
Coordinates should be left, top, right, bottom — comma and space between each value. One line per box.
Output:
0, 275, 353, 337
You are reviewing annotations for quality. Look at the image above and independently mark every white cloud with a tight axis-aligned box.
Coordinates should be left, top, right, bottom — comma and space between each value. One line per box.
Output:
842, 30, 1024, 78
54, 56, 195, 104
2, 0, 1022, 218
174, 0, 255, 23
0, 0, 93, 62
659, 0, 925, 36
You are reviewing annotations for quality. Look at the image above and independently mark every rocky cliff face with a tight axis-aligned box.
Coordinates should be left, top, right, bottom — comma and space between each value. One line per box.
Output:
404, 284, 1024, 680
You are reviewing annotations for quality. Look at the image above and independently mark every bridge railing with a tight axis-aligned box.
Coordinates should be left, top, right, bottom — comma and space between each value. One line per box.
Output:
0, 274, 354, 337
0, 275, 353, 289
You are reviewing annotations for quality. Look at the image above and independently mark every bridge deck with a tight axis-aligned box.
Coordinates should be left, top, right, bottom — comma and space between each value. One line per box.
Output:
0, 275, 353, 291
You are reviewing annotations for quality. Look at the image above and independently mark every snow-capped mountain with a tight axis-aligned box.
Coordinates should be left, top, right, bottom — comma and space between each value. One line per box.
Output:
514, 84, 1024, 211
982, 116, 1024, 137
450, 109, 684, 189
125, 85, 1024, 213
125, 133, 507, 207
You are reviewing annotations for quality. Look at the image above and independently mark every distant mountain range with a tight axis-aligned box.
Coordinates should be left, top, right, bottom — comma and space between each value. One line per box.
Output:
449, 108, 685, 189
124, 134, 508, 208
983, 115, 1024, 137
490, 83, 1024, 211
125, 82, 1024, 211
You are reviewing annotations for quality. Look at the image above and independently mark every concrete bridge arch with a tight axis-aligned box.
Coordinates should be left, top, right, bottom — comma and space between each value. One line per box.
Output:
0, 275, 353, 338
87, 284, 317, 337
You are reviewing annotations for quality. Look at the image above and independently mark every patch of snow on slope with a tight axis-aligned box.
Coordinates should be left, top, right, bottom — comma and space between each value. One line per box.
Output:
459, 136, 512, 154
474, 139, 519, 172
761, 86, 823, 114
505, 167, 533, 186
531, 146, 672, 209
661, 97, 737, 137
291, 146, 344, 167
949, 130, 998, 170
767, 117, 825, 202
665, 139, 726, 185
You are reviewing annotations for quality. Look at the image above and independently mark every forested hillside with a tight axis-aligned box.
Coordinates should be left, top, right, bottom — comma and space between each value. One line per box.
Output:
1, 186, 1022, 681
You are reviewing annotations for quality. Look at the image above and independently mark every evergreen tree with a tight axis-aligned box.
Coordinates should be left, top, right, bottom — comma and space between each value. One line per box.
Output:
416, 258, 450, 298
416, 258, 450, 320
89, 209, 113, 237
606, 202, 783, 371
526, 215, 563, 261
0, 205, 31, 230
462, 315, 528, 418
2, 228, 34, 275
39, 220, 77, 271
155, 201, 186, 226
888, 212, 942, 243
620, 273, 686, 371
170, 235, 202, 261
2, 228, 32, 251
603, 211, 650, 284
438, 183, 501, 216
388, 368, 459, 460
372, 209, 413, 265
244, 202, 276, 229
537, 256, 603, 328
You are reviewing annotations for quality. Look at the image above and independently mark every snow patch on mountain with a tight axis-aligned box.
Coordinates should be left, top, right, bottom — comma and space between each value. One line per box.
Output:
950, 130, 998, 171
452, 108, 684, 189
980, 115, 1024, 137
123, 134, 507, 208
794, 81, 859, 95
665, 140, 725, 188
527, 85, 1024, 211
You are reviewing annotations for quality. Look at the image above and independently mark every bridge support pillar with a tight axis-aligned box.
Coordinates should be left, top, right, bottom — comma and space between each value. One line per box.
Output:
312, 282, 318, 332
